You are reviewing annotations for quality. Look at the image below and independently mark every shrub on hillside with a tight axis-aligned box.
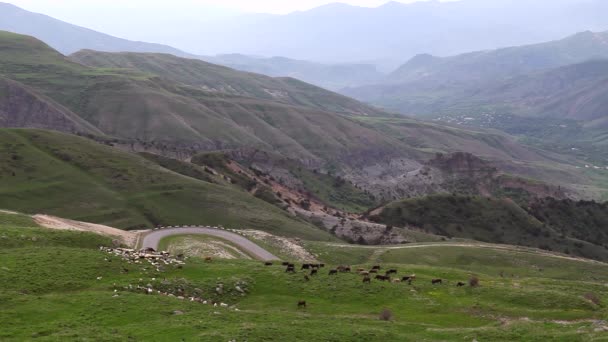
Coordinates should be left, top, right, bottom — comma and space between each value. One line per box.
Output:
469, 276, 480, 288
379, 308, 393, 321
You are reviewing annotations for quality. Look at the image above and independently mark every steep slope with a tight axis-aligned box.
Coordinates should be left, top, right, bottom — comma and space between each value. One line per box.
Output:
0, 77, 102, 135
0, 2, 193, 56
69, 50, 386, 116
2, 31, 606, 200
0, 128, 329, 240
0, 31, 404, 165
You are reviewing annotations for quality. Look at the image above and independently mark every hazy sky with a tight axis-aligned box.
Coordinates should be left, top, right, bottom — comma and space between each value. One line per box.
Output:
6, 0, 447, 16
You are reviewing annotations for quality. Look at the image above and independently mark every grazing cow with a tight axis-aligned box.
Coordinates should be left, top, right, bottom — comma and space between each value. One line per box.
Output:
337, 266, 351, 273
204, 256, 212, 262
319, 263, 325, 268
310, 269, 318, 276
286, 265, 296, 273
282, 261, 290, 266
363, 276, 371, 284
432, 279, 443, 285
401, 276, 412, 282
328, 269, 338, 276
301, 264, 310, 270
372, 265, 381, 270
357, 268, 365, 272
359, 271, 370, 276
264, 262, 273, 266
375, 275, 390, 281
387, 269, 397, 275
297, 300, 307, 308
369, 269, 378, 274
456, 282, 466, 287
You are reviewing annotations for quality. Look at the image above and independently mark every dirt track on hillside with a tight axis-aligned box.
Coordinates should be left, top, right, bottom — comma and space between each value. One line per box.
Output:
34, 214, 137, 246
326, 242, 607, 265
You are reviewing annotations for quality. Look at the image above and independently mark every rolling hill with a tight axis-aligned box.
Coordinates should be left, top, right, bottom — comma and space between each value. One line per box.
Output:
69, 50, 386, 116
1, 31, 607, 201
4, 209, 608, 340
0, 128, 329, 240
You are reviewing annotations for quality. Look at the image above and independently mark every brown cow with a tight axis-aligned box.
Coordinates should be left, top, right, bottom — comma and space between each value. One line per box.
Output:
369, 269, 378, 274
456, 282, 466, 287
337, 265, 351, 273
204, 256, 212, 262
375, 275, 390, 281
328, 269, 338, 276
301, 264, 310, 270
432, 279, 443, 285
386, 269, 397, 275
372, 265, 381, 270
297, 300, 307, 308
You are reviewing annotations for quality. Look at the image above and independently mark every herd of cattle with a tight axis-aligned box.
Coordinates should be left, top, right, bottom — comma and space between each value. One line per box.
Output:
266, 261, 469, 288
265, 261, 474, 309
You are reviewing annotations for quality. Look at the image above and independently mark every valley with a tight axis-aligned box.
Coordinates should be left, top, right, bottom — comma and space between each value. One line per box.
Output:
1, 1, 608, 340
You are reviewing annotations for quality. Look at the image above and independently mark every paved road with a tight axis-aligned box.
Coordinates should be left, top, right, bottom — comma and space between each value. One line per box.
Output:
140, 227, 279, 261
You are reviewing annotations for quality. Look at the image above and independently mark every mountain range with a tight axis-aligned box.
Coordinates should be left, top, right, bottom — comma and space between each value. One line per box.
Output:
167, 0, 608, 66
0, 2, 386, 91
2, 30, 604, 202
344, 30, 608, 120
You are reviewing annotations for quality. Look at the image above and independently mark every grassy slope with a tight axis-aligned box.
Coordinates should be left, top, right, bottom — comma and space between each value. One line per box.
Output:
3, 214, 608, 340
69, 50, 386, 116
373, 194, 608, 261
0, 129, 330, 240
0, 31, 408, 164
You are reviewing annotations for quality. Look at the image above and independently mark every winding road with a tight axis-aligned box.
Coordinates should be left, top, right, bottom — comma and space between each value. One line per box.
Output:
140, 227, 279, 261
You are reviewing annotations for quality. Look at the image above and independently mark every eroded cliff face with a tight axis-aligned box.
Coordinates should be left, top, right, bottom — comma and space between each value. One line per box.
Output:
343, 152, 568, 202
0, 78, 100, 135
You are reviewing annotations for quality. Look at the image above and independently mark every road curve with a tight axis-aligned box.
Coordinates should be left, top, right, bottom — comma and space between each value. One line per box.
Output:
140, 227, 279, 261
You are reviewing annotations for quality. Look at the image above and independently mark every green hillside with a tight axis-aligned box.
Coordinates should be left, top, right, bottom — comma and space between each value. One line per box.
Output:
70, 50, 386, 116
3, 211, 608, 340
371, 194, 608, 261
0, 128, 330, 240
1, 31, 606, 200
